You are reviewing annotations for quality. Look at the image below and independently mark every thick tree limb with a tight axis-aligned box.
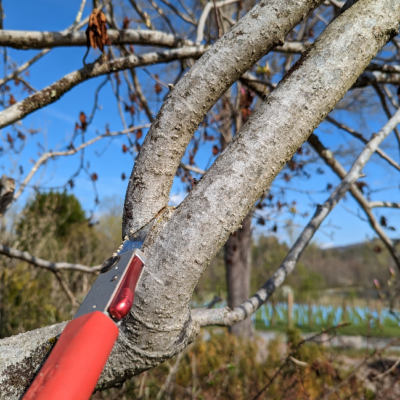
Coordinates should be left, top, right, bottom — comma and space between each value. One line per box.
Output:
0, 29, 193, 49
0, 244, 100, 273
1, 1, 399, 397
122, 0, 327, 237
193, 107, 400, 327
0, 46, 206, 130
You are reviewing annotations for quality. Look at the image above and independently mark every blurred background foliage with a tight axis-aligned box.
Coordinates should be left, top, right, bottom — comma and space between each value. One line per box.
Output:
1, 193, 400, 398
0, 191, 121, 338
1, 190, 398, 338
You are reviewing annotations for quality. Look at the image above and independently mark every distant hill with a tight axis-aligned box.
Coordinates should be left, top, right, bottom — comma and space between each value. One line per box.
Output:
194, 235, 399, 302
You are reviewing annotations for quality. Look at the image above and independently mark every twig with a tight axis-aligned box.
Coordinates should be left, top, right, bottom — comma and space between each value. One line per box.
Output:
53, 270, 80, 308
146, 0, 176, 34
179, 162, 205, 175
290, 356, 308, 367
319, 337, 400, 399
369, 201, 400, 208
326, 115, 400, 172
308, 133, 400, 271
374, 356, 400, 380
13, 125, 150, 202
131, 68, 154, 123
212, 0, 223, 38
252, 323, 349, 400
127, 0, 154, 29
156, 352, 183, 399
196, 0, 240, 44
373, 83, 400, 156
158, 0, 196, 25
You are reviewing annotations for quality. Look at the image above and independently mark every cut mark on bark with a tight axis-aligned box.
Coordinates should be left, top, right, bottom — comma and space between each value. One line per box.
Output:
174, 313, 192, 346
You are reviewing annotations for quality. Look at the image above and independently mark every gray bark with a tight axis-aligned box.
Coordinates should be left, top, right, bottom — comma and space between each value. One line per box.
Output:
1, 0, 399, 397
0, 29, 193, 49
122, 0, 325, 237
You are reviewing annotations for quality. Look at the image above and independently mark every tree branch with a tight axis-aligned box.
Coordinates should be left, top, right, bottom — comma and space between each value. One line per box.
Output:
193, 107, 400, 328
1, 1, 399, 396
307, 133, 400, 271
13, 125, 150, 202
0, 47, 206, 130
196, 0, 241, 45
0, 243, 100, 273
122, 0, 327, 237
325, 115, 400, 172
0, 29, 193, 49
369, 201, 400, 208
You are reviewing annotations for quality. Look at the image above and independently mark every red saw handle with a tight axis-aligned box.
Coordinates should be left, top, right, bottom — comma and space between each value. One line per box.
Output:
23, 311, 119, 400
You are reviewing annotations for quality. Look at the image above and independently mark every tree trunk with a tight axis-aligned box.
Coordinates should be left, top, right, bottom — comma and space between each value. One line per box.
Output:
225, 213, 253, 338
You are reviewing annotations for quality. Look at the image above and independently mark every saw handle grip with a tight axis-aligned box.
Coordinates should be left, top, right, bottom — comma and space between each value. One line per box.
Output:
23, 311, 119, 400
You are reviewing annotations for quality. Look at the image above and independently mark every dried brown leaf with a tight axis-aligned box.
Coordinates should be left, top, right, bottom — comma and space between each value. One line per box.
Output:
86, 9, 110, 53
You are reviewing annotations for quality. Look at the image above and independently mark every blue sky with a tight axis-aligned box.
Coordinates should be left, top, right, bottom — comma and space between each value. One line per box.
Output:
1, 0, 400, 248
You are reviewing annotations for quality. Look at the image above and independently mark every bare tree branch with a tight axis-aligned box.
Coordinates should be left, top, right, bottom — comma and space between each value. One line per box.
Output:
354, 71, 400, 87
369, 201, 400, 208
127, 0, 154, 29
123, 0, 327, 237
13, 125, 150, 202
53, 270, 80, 308
0, 47, 206, 130
158, 0, 197, 25
179, 162, 205, 175
325, 115, 400, 172
307, 133, 400, 270
0, 29, 193, 49
0, 244, 100, 273
0, 12, 91, 88
193, 107, 400, 327
196, 0, 242, 45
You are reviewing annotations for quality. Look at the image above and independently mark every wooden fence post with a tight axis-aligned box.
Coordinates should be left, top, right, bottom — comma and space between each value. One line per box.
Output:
288, 291, 293, 329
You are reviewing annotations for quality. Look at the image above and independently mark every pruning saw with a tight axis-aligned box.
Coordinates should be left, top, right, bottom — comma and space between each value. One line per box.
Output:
22, 223, 152, 400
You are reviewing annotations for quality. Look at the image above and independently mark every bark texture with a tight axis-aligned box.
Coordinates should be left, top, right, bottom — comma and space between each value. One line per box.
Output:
1, 0, 400, 397
122, 0, 325, 237
225, 214, 253, 337
0, 29, 193, 49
